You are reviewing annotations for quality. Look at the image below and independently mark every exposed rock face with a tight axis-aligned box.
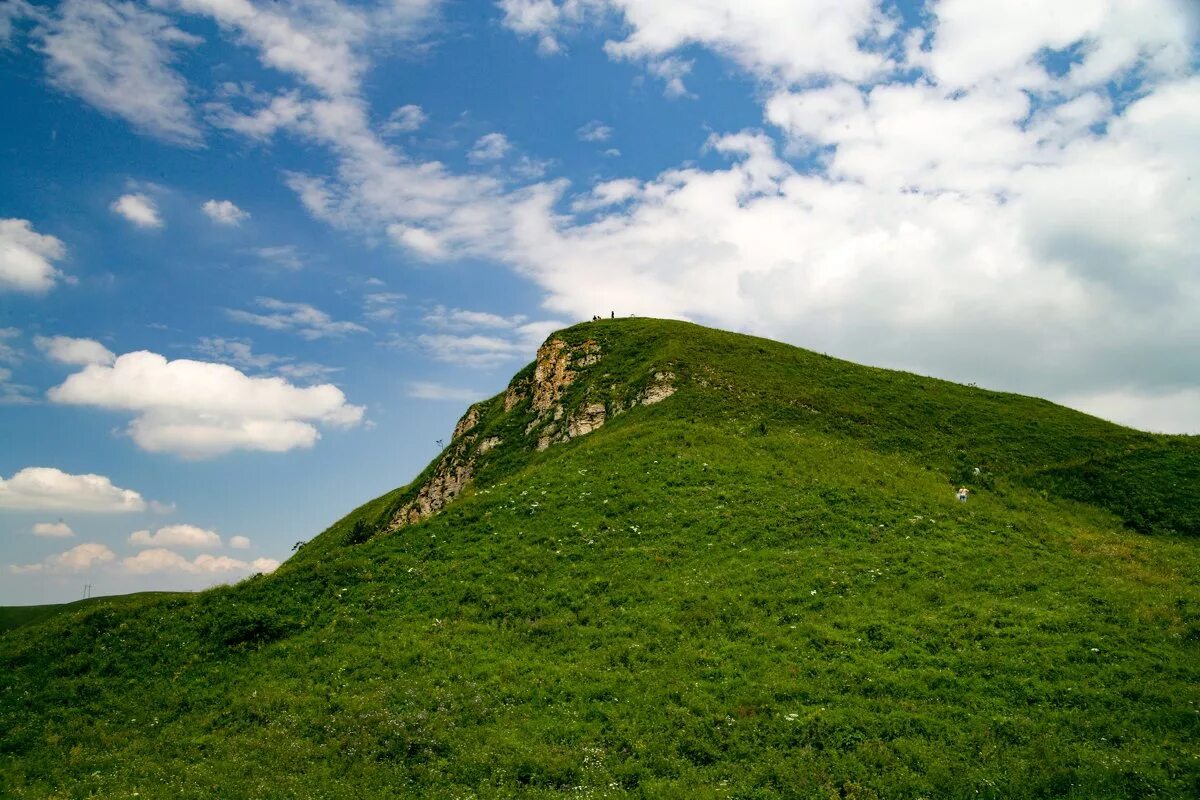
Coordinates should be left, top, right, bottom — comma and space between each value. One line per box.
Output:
641, 372, 677, 405
530, 338, 600, 411
453, 405, 481, 439
503, 382, 527, 412
387, 337, 680, 531
568, 402, 607, 438
393, 456, 475, 527
388, 405, 484, 530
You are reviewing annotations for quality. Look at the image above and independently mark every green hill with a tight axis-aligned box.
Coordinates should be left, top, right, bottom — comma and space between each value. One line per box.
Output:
3, 319, 1198, 799
0, 592, 185, 634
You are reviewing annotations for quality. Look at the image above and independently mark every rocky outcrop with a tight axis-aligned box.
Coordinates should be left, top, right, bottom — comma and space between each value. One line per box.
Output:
388, 405, 483, 530
386, 337, 680, 531
640, 371, 677, 405
567, 402, 607, 438
530, 338, 600, 411
453, 405, 481, 439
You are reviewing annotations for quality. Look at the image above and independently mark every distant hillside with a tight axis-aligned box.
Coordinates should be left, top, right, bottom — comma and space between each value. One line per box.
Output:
3, 319, 1198, 799
0, 593, 186, 634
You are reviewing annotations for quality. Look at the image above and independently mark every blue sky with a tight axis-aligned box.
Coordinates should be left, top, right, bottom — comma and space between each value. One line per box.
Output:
1, 0, 1197, 604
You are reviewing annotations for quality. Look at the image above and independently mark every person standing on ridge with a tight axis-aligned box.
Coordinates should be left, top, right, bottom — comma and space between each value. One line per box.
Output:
957, 487, 970, 502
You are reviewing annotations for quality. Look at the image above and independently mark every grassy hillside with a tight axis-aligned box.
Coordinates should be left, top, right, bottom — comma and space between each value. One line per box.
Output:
2, 319, 1198, 799
0, 592, 185, 634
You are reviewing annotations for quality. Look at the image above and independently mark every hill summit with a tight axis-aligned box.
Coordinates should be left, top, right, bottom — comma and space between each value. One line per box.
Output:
3, 318, 1199, 799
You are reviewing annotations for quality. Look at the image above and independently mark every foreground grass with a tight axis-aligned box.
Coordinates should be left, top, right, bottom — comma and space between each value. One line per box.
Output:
2, 319, 1198, 798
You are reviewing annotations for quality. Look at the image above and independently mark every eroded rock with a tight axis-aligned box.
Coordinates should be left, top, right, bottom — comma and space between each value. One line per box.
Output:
568, 402, 607, 437
641, 371, 677, 405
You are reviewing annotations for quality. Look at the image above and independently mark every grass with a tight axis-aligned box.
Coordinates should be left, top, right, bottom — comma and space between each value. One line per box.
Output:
2, 318, 1198, 798
0, 592, 186, 634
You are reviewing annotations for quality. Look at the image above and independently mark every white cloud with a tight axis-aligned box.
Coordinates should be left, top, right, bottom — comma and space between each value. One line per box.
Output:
11, 542, 116, 574
251, 245, 304, 270
47, 350, 365, 458
228, 297, 367, 340
165, 0, 437, 98
110, 193, 163, 228
644, 55, 693, 98
129, 524, 221, 549
37, 0, 202, 145
0, 467, 147, 512
383, 103, 426, 134
363, 292, 405, 322
469, 132, 512, 162
250, 557, 280, 573
0, 366, 35, 405
501, 0, 889, 85
407, 382, 481, 402
0, 218, 66, 293
122, 547, 279, 575
576, 120, 612, 142
1, 1, 39, 46
35, 335, 115, 366
0, 327, 19, 364
423, 305, 526, 329
570, 177, 640, 212
202, 199, 249, 224
229, 534, 250, 549
193, 337, 338, 382
417, 319, 563, 368
189, 0, 1198, 437
32, 521, 74, 537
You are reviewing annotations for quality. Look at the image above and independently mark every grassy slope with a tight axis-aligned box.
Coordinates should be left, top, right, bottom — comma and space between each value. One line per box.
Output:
2, 319, 1198, 799
0, 593, 188, 634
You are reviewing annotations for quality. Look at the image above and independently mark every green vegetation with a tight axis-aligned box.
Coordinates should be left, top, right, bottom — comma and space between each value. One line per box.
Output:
2, 319, 1198, 798
0, 592, 185, 634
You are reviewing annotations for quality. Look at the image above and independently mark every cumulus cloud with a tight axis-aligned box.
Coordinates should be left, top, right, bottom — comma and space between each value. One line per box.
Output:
129, 524, 221, 549
229, 535, 250, 549
501, 0, 889, 85
178, 0, 1199, 436
11, 542, 116, 574
0, 467, 147, 512
37, 0, 202, 145
110, 193, 162, 228
47, 350, 365, 458
122, 547, 279, 575
0, 218, 67, 293
32, 521, 74, 537
35, 335, 115, 366
468, 132, 512, 162
228, 297, 367, 340
201, 198, 249, 224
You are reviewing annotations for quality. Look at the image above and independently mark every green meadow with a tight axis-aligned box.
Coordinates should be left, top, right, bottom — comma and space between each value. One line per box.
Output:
3, 319, 1198, 798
